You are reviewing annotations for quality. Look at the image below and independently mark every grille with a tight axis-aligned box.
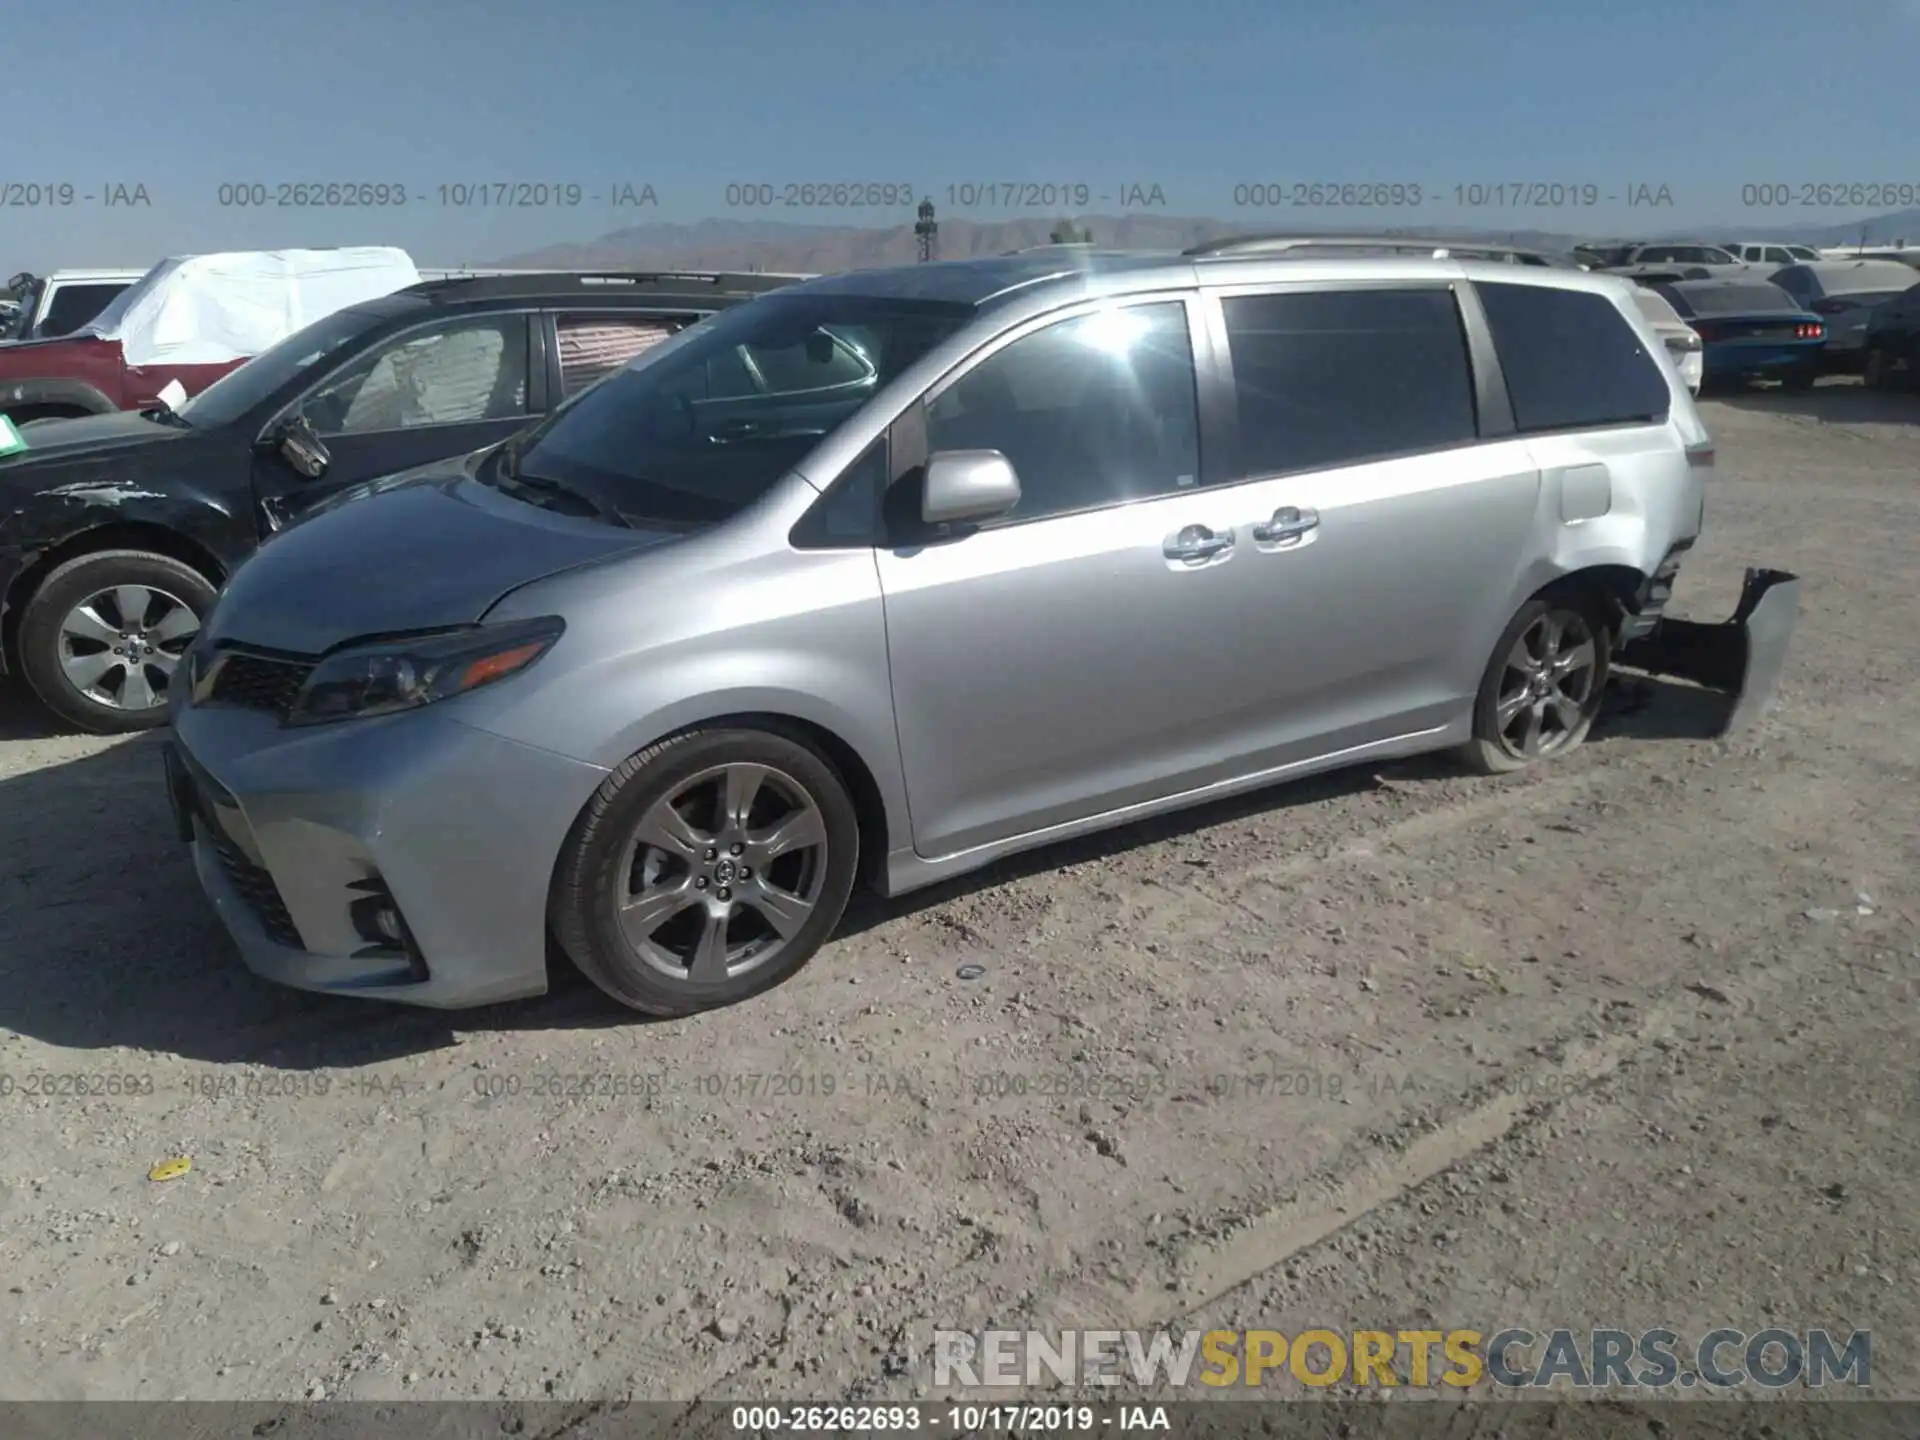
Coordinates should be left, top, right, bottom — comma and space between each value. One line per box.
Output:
208, 651, 314, 718
204, 824, 304, 949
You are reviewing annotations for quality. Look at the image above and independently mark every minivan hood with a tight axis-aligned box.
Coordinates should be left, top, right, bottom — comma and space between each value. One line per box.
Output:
0, 409, 186, 471
204, 466, 679, 656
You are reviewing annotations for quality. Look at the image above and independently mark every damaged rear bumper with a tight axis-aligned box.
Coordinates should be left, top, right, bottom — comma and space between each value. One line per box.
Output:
1615, 567, 1801, 735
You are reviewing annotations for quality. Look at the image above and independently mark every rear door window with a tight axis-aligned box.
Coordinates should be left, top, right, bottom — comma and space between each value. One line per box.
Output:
1476, 282, 1670, 433
555, 314, 682, 399
1218, 287, 1479, 476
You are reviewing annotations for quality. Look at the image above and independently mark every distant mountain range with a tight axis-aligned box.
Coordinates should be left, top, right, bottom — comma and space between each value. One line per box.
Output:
497, 209, 1920, 274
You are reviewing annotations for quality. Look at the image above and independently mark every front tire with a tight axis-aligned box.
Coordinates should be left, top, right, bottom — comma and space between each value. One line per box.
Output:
1460, 595, 1611, 776
16, 549, 216, 733
551, 726, 861, 1017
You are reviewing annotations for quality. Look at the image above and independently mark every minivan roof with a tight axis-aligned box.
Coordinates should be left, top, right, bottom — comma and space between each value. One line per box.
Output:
788, 250, 1639, 312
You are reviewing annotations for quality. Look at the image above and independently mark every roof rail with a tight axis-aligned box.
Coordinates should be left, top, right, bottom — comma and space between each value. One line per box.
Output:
1185, 234, 1581, 267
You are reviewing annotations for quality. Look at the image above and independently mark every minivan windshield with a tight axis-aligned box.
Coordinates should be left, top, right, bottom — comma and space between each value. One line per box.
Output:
176, 306, 382, 429
501, 292, 973, 528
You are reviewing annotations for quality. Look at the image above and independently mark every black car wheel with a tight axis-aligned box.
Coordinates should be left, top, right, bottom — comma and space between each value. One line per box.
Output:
1460, 594, 1611, 776
551, 725, 861, 1017
1779, 364, 1818, 392
16, 549, 216, 733
1862, 346, 1901, 391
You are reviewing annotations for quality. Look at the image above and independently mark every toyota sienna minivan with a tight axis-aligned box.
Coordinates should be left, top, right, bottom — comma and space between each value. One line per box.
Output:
163, 248, 1795, 1017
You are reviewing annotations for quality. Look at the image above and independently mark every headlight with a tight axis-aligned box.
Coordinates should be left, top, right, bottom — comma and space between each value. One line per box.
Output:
286, 616, 565, 726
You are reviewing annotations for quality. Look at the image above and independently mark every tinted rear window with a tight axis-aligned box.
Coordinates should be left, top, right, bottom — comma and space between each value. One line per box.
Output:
1668, 283, 1799, 315
1631, 290, 1683, 324
1220, 288, 1478, 475
38, 282, 131, 337
1476, 282, 1670, 433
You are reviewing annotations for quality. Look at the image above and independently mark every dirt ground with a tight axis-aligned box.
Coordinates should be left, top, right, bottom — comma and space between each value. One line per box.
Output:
0, 382, 1915, 1408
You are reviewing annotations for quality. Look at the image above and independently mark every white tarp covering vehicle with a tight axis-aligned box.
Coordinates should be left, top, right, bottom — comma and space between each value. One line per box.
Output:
76, 247, 422, 367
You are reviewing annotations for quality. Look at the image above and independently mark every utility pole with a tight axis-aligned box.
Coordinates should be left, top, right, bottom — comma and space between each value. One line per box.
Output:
916, 199, 939, 263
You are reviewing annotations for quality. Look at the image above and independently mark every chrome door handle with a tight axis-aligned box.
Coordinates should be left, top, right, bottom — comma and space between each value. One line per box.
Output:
1164, 524, 1234, 562
1251, 506, 1320, 544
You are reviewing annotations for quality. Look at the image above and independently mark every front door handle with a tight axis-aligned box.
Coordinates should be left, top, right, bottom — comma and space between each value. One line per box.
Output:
1164, 524, 1234, 563
1250, 505, 1320, 545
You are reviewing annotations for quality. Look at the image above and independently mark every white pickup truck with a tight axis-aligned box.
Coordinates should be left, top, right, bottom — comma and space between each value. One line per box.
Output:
0, 268, 147, 343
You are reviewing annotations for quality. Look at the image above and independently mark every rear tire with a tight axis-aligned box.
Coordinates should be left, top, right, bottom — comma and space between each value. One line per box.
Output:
550, 726, 861, 1017
1862, 347, 1899, 391
17, 549, 216, 733
1459, 594, 1611, 776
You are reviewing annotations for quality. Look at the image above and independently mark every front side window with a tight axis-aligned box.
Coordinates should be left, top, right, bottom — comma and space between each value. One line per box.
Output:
1219, 288, 1477, 477
505, 293, 971, 529
1477, 282, 1670, 433
923, 301, 1200, 524
303, 315, 530, 435
179, 306, 379, 429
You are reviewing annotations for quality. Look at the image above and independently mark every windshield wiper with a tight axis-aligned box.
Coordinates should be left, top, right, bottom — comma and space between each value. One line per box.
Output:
139, 406, 191, 429
497, 465, 630, 527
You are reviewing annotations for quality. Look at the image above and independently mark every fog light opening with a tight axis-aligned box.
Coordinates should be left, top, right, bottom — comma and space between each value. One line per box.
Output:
347, 878, 431, 983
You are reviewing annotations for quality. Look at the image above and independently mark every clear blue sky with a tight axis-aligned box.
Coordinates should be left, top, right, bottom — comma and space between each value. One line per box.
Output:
5, 0, 1918, 269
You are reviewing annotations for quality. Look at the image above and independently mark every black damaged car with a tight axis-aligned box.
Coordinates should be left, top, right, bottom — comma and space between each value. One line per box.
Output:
0, 270, 800, 731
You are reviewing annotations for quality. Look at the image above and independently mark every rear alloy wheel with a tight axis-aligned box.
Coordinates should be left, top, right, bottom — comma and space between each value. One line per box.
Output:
1461, 597, 1610, 775
552, 727, 860, 1016
17, 549, 216, 733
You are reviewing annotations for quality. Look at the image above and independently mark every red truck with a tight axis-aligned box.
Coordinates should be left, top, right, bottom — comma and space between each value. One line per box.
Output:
0, 248, 422, 424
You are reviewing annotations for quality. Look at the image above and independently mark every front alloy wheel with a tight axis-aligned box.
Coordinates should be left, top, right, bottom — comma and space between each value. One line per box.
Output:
618, 763, 830, 984
17, 548, 218, 733
56, 584, 200, 714
552, 726, 861, 1016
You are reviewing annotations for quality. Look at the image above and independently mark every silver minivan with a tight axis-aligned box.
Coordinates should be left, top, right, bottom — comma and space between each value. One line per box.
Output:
164, 251, 1797, 1016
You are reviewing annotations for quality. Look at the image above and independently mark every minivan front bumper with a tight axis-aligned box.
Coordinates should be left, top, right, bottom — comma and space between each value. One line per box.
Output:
1616, 567, 1801, 735
164, 699, 610, 1009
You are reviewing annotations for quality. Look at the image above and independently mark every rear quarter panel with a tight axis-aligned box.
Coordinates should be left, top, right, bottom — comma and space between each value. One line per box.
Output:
1498, 289, 1706, 617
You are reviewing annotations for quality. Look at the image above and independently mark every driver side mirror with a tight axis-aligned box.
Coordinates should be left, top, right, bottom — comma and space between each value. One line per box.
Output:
922, 449, 1021, 525
274, 414, 331, 480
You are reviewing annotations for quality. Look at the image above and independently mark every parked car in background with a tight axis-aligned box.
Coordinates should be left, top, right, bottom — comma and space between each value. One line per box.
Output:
1628, 286, 1704, 393
0, 269, 799, 732
1766, 260, 1920, 373
0, 249, 420, 425
0, 269, 146, 343
1724, 242, 1821, 267
1573, 242, 1635, 270
1650, 278, 1825, 391
159, 252, 1794, 1016
1601, 244, 1746, 283
1862, 282, 1920, 390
